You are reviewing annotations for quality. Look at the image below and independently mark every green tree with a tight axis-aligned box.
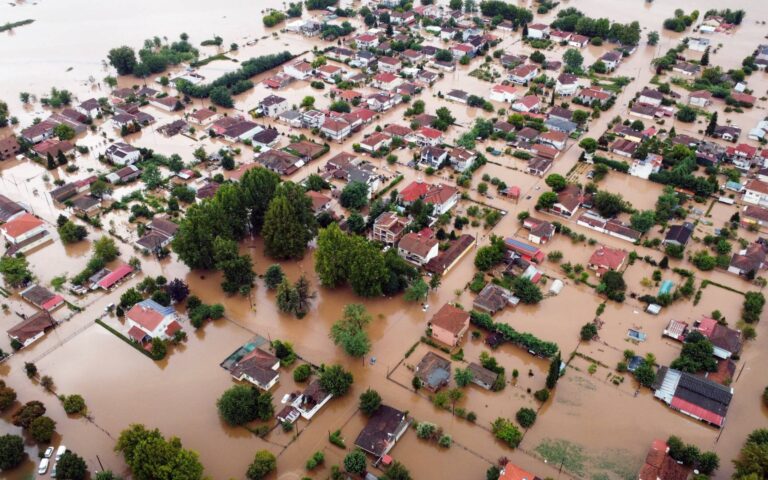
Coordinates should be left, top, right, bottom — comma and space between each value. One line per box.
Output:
404, 277, 429, 302
264, 264, 284, 290
563, 48, 583, 72
173, 200, 228, 269
344, 449, 367, 475
330, 304, 372, 357
213, 237, 255, 293
58, 221, 88, 243
54, 123, 76, 141
630, 210, 656, 233
512, 277, 542, 304
57, 451, 88, 479
247, 450, 276, 480
0, 381, 17, 411
454, 367, 473, 387
12, 400, 45, 428
319, 364, 354, 396
733, 429, 768, 479
0, 434, 24, 471
115, 424, 204, 480
150, 338, 167, 360
262, 182, 317, 260
209, 86, 234, 108
340, 181, 369, 210
536, 191, 558, 210
218, 385, 260, 425
63, 394, 86, 414
108, 46, 137, 75
359, 388, 382, 415
239, 167, 280, 234
705, 111, 718, 136
593, 191, 629, 217
545, 352, 561, 389
381, 461, 412, 480
29, 415, 56, 443
647, 31, 660, 45
515, 408, 536, 428
545, 174, 567, 192
580, 323, 598, 341
315, 223, 349, 288
676, 105, 697, 123
0, 255, 33, 288
491, 417, 522, 448
93, 236, 119, 262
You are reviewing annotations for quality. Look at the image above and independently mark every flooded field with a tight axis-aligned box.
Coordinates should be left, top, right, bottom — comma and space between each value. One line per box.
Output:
2, 0, 768, 479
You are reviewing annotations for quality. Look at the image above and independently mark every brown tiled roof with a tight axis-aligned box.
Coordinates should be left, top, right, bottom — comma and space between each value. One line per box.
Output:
429, 303, 469, 335
398, 232, 438, 258
7, 311, 55, 343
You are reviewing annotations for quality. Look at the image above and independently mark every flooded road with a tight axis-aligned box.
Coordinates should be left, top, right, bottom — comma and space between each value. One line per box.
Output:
2, 0, 768, 479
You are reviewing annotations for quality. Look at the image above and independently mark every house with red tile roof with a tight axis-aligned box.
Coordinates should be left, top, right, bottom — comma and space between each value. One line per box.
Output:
360, 132, 392, 153
512, 95, 540, 113
399, 180, 432, 203
372, 72, 402, 91
125, 299, 182, 343
228, 348, 280, 390
489, 84, 519, 103
0, 213, 46, 245
588, 245, 628, 276
638, 440, 689, 480
398, 231, 439, 266
499, 463, 542, 480
409, 126, 444, 147
97, 264, 134, 291
428, 304, 470, 347
423, 183, 459, 215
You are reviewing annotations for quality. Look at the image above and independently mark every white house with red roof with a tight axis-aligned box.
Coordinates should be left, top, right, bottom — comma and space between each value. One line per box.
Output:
423, 184, 459, 214
744, 179, 768, 207
451, 43, 474, 59
512, 95, 541, 113
355, 33, 379, 49
125, 299, 182, 343
372, 72, 402, 91
1, 213, 46, 245
360, 132, 392, 153
489, 84, 519, 103
409, 127, 444, 147
526, 23, 550, 39
398, 231, 439, 266
283, 60, 314, 80
510, 64, 539, 84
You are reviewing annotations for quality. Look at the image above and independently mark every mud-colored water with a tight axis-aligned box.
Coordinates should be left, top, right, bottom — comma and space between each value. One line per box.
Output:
2, 0, 768, 479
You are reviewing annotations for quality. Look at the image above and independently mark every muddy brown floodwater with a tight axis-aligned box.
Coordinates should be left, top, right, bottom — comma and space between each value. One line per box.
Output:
2, 0, 768, 479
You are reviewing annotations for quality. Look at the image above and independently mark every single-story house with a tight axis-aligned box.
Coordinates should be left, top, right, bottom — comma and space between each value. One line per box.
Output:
415, 351, 451, 391
7, 311, 56, 348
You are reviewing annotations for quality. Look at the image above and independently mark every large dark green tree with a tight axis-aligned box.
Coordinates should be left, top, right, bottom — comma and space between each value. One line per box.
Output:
262, 182, 317, 260
0, 434, 24, 471
115, 424, 204, 480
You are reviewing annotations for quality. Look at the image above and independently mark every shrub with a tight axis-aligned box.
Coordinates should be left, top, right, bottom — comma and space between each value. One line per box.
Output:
359, 388, 382, 416
534, 389, 550, 402
306, 451, 325, 470
247, 450, 277, 480
62, 394, 86, 415
515, 408, 537, 428
415, 422, 437, 440
293, 364, 312, 382
29, 416, 56, 443
343, 449, 367, 475
329, 429, 346, 448
438, 434, 452, 448
580, 323, 598, 341
491, 417, 522, 448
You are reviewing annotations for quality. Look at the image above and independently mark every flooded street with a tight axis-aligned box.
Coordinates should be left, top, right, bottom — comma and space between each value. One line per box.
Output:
2, 0, 768, 479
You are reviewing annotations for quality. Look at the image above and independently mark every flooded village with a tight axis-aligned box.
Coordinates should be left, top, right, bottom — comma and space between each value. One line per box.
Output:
1, 0, 768, 479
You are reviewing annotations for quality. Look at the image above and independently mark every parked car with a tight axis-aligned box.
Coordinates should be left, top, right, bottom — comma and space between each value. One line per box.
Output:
51, 463, 57, 478
38, 458, 49, 475
44, 446, 54, 458
55, 445, 67, 461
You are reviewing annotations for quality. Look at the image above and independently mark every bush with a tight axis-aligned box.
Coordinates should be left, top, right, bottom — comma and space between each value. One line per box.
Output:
247, 450, 277, 480
29, 416, 56, 443
515, 408, 537, 428
0, 434, 24, 470
580, 323, 598, 341
344, 449, 367, 475
415, 422, 437, 440
293, 364, 312, 382
359, 388, 382, 416
491, 417, 522, 448
62, 394, 86, 415
306, 451, 325, 470
438, 434, 452, 448
329, 429, 346, 448
534, 389, 550, 402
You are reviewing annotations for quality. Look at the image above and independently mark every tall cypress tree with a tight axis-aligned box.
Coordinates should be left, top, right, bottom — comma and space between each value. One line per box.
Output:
705, 111, 718, 136
701, 47, 710, 66
545, 352, 561, 389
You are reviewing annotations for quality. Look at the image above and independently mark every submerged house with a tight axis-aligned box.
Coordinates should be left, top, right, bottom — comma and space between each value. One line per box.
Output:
427, 304, 470, 347
354, 405, 410, 460
125, 299, 182, 343
7, 311, 57, 349
415, 352, 451, 392
653, 366, 733, 428
228, 348, 280, 391
292, 379, 332, 420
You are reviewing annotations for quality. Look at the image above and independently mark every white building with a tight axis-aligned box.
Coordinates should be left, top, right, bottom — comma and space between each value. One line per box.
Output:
104, 142, 141, 165
125, 299, 182, 343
